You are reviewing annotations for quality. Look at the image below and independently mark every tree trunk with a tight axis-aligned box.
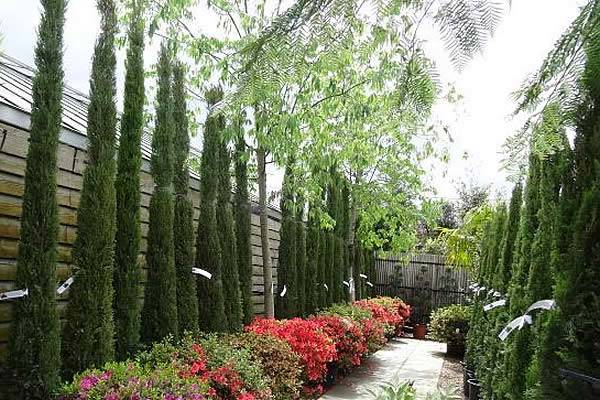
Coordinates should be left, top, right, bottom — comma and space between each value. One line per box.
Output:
257, 146, 274, 318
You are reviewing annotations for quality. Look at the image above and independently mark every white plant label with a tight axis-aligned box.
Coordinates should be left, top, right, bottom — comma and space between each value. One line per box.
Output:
476, 286, 487, 294
360, 274, 368, 279
493, 291, 502, 297
323, 283, 329, 291
525, 299, 556, 314
343, 281, 350, 287
499, 315, 532, 341
192, 268, 212, 280
488, 289, 495, 295
57, 277, 74, 295
484, 299, 506, 312
0, 288, 28, 301
280, 285, 287, 297
366, 281, 374, 288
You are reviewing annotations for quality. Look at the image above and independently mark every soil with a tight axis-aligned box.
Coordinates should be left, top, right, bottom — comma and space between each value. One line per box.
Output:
437, 355, 466, 399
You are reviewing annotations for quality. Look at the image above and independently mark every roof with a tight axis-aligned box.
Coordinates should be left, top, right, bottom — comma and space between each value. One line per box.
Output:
0, 52, 201, 179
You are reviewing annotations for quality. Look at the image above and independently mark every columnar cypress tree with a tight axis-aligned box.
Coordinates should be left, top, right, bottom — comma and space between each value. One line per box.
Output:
325, 232, 336, 305
218, 141, 243, 331
353, 243, 364, 300
113, 0, 144, 358
340, 182, 351, 301
296, 204, 307, 315
62, 0, 117, 376
482, 204, 506, 286
196, 88, 227, 332
305, 207, 320, 315
276, 163, 297, 318
318, 228, 328, 309
495, 182, 523, 292
172, 62, 198, 335
141, 43, 178, 342
7, 0, 65, 395
334, 237, 344, 302
234, 132, 254, 325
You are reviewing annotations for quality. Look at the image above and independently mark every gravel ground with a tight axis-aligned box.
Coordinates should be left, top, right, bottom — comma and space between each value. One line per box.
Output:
437, 355, 465, 398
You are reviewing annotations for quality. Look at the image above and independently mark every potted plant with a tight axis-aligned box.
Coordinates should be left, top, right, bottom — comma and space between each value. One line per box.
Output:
429, 304, 472, 357
412, 266, 431, 339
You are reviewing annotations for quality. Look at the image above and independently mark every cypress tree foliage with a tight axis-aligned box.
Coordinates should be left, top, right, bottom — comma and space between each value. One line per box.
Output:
353, 243, 364, 300
113, 0, 145, 358
295, 204, 307, 315
483, 204, 506, 286
234, 132, 254, 325
325, 232, 336, 305
141, 43, 178, 343
318, 228, 328, 309
276, 163, 297, 318
218, 140, 243, 332
334, 237, 344, 302
305, 206, 320, 315
196, 88, 227, 332
62, 0, 117, 376
495, 182, 523, 292
172, 62, 198, 335
7, 0, 65, 395
340, 182, 351, 301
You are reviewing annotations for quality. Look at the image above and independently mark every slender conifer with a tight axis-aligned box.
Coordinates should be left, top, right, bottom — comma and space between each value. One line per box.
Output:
7, 0, 65, 395
62, 0, 117, 376
296, 203, 307, 315
276, 163, 297, 318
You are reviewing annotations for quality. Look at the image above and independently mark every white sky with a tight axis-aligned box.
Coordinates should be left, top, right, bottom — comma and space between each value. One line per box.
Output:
0, 0, 586, 200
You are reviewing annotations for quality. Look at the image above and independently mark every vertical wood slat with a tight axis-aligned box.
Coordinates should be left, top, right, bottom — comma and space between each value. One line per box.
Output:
374, 252, 469, 324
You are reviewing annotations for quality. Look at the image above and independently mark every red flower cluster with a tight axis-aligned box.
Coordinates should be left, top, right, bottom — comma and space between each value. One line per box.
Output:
354, 297, 410, 337
309, 315, 367, 369
246, 318, 336, 383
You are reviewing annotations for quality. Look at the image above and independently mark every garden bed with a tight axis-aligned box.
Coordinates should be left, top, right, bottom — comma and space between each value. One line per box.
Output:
58, 297, 410, 400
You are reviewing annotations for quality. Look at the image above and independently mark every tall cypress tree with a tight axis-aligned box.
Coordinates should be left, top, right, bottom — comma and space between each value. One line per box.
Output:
7, 0, 65, 395
305, 205, 320, 315
62, 0, 117, 376
340, 182, 351, 301
218, 141, 243, 331
325, 232, 336, 305
113, 0, 144, 358
276, 163, 297, 318
234, 132, 254, 325
196, 88, 227, 332
353, 243, 364, 300
495, 182, 523, 292
296, 203, 307, 315
141, 43, 178, 342
318, 228, 328, 309
172, 62, 198, 335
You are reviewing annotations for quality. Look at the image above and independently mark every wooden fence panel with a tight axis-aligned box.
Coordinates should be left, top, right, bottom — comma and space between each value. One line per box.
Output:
374, 253, 469, 324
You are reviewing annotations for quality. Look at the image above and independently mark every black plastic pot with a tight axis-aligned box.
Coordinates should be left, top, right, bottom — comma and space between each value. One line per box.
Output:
463, 368, 475, 395
468, 378, 482, 400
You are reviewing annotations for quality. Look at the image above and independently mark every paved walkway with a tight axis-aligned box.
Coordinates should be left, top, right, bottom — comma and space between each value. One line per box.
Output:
320, 338, 446, 399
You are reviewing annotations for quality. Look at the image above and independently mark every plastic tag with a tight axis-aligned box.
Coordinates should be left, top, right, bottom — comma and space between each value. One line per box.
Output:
57, 277, 75, 294
343, 281, 350, 287
525, 299, 556, 314
192, 268, 212, 279
323, 283, 329, 291
280, 285, 287, 297
499, 315, 531, 341
484, 299, 506, 312
366, 281, 374, 287
0, 288, 28, 301
360, 274, 368, 279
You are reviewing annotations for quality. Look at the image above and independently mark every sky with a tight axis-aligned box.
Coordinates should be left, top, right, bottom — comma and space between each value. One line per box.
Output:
0, 0, 586, 200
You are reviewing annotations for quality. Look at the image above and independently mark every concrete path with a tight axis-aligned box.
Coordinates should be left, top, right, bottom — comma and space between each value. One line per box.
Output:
320, 338, 446, 400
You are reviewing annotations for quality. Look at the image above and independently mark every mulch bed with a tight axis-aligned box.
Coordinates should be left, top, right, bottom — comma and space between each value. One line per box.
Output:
437, 355, 465, 398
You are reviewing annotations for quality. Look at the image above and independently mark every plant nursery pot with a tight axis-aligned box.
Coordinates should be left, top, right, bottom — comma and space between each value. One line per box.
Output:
447, 342, 465, 358
468, 378, 482, 400
413, 324, 427, 339
463, 368, 475, 395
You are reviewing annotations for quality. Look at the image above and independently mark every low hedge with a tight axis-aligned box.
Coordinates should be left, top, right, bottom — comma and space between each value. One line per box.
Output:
58, 297, 410, 399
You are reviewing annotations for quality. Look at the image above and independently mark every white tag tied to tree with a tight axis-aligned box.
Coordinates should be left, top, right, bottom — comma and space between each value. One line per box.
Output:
57, 276, 75, 295
493, 291, 502, 297
343, 281, 350, 287
0, 288, 28, 301
487, 289, 495, 295
360, 274, 368, 279
323, 283, 329, 291
484, 299, 507, 312
498, 315, 533, 341
525, 299, 556, 314
280, 285, 287, 297
476, 286, 487, 294
192, 268, 212, 280
366, 281, 374, 288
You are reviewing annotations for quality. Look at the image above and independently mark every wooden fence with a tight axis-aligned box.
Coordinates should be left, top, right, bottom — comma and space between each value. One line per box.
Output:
374, 253, 469, 324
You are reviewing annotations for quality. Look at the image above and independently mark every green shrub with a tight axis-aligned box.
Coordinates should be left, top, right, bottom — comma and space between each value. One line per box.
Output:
429, 304, 472, 357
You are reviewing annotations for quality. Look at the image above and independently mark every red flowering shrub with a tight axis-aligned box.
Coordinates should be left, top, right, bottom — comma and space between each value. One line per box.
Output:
309, 315, 367, 370
245, 318, 336, 384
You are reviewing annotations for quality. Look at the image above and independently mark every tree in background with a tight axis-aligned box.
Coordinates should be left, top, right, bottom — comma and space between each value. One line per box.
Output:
62, 0, 117, 376
295, 205, 307, 315
113, 0, 145, 358
218, 140, 243, 331
172, 62, 198, 334
234, 132, 254, 325
7, 0, 65, 395
305, 206, 320, 315
318, 227, 328, 309
276, 163, 297, 318
141, 43, 178, 342
196, 88, 227, 332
